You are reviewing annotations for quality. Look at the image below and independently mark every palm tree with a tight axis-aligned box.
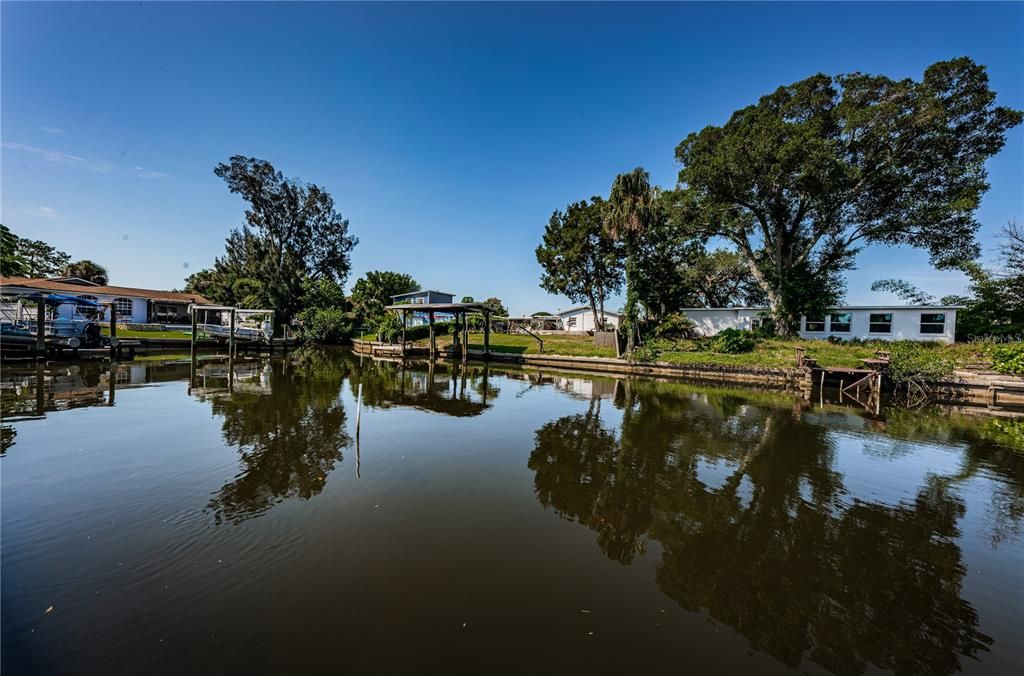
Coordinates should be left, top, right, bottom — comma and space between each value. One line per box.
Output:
605, 168, 658, 353
60, 259, 109, 285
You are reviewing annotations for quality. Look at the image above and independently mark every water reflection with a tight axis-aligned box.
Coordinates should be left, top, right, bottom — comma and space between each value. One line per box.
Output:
195, 353, 353, 525
529, 379, 1010, 675
353, 357, 498, 416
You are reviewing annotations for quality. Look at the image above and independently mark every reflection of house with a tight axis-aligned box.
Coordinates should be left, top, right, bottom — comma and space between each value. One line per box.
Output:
0, 276, 211, 324
390, 289, 455, 326
681, 306, 960, 344
557, 306, 621, 332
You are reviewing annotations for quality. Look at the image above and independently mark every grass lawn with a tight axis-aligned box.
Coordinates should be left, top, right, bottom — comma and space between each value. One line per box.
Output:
101, 327, 196, 340
401, 332, 992, 370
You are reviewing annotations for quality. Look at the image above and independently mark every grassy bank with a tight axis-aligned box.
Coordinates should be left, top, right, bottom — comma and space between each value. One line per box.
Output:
101, 327, 197, 340
402, 332, 991, 370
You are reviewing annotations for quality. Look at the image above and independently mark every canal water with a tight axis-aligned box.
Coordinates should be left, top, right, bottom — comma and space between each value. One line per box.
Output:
2, 349, 1022, 675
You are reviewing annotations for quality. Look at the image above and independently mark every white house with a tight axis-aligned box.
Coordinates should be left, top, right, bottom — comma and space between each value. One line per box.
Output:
680, 306, 960, 344
557, 306, 621, 333
0, 276, 212, 324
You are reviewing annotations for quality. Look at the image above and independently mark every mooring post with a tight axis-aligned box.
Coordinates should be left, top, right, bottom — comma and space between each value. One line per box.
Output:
190, 305, 198, 359
428, 312, 436, 360
35, 298, 46, 355
108, 303, 118, 359
35, 361, 45, 415
401, 310, 407, 356
483, 311, 490, 356
462, 312, 468, 362
229, 307, 236, 359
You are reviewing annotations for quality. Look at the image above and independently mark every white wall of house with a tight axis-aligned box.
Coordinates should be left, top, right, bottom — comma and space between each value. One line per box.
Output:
55, 295, 147, 323
558, 307, 620, 332
798, 307, 958, 343
682, 308, 765, 336
681, 307, 959, 344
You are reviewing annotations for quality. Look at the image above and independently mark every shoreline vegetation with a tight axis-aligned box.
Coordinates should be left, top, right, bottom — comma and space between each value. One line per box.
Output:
361, 330, 997, 371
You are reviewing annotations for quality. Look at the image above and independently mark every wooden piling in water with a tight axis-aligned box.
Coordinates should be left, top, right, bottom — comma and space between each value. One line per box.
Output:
229, 308, 236, 359
35, 299, 46, 355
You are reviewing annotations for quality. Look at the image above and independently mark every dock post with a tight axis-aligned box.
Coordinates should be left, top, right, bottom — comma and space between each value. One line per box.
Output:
229, 307, 236, 359
483, 311, 490, 356
401, 310, 407, 357
35, 298, 46, 355
428, 312, 436, 360
462, 312, 468, 363
35, 362, 45, 415
108, 304, 117, 359
190, 306, 197, 359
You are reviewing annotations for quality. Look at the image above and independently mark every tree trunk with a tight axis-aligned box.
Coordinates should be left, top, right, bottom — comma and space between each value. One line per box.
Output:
588, 293, 602, 331
624, 242, 639, 353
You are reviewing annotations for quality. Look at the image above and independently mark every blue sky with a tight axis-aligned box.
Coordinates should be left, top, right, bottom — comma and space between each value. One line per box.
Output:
2, 1, 1022, 315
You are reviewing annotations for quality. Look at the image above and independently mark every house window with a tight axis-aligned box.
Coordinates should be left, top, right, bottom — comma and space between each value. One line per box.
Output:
112, 297, 134, 318
869, 313, 893, 334
750, 318, 761, 331
920, 313, 946, 334
805, 315, 825, 332
415, 297, 424, 304
154, 304, 180, 322
830, 313, 852, 333
566, 316, 577, 328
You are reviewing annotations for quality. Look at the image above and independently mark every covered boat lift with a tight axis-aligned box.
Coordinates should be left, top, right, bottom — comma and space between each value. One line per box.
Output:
383, 301, 493, 361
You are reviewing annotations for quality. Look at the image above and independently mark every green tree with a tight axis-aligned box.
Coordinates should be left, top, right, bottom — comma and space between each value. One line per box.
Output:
9, 231, 70, 278
350, 270, 419, 323
870, 278, 936, 305
0, 225, 28, 277
606, 169, 659, 350
536, 197, 623, 330
673, 57, 1022, 334
189, 156, 358, 322
481, 297, 509, 318
683, 248, 766, 308
60, 259, 109, 285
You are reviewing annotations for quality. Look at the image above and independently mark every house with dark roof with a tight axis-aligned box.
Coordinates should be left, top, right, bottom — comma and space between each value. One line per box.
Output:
390, 289, 455, 326
0, 276, 212, 325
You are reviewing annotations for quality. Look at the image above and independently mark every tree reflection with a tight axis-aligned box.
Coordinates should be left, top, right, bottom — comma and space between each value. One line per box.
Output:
201, 351, 352, 524
529, 380, 997, 675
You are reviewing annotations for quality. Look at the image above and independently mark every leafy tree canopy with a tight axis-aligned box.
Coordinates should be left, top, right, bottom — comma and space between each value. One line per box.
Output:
1, 226, 70, 278
673, 57, 1022, 333
185, 156, 357, 323
350, 270, 419, 323
536, 196, 623, 330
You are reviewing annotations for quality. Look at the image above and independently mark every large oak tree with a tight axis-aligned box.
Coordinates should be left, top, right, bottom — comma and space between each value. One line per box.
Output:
673, 57, 1022, 333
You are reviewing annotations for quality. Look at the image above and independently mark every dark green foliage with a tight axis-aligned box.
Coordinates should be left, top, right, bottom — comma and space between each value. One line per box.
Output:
653, 313, 697, 341
606, 168, 660, 351
350, 270, 419, 323
990, 344, 1024, 375
2, 226, 70, 278
0, 225, 28, 277
673, 57, 1022, 333
297, 307, 351, 344
537, 196, 623, 330
681, 248, 766, 308
60, 259, 109, 285
711, 328, 757, 354
186, 156, 357, 324
886, 341, 956, 388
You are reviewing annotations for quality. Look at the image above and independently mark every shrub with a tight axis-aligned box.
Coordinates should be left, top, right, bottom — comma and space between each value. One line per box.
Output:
886, 340, 956, 387
991, 343, 1024, 374
710, 328, 757, 354
654, 313, 697, 341
297, 307, 351, 344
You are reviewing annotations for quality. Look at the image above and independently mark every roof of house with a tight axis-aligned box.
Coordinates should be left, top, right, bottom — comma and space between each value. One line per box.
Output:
556, 305, 622, 317
0, 276, 212, 305
391, 289, 455, 300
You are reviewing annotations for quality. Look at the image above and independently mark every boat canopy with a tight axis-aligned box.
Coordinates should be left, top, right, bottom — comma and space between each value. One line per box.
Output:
3, 291, 104, 307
